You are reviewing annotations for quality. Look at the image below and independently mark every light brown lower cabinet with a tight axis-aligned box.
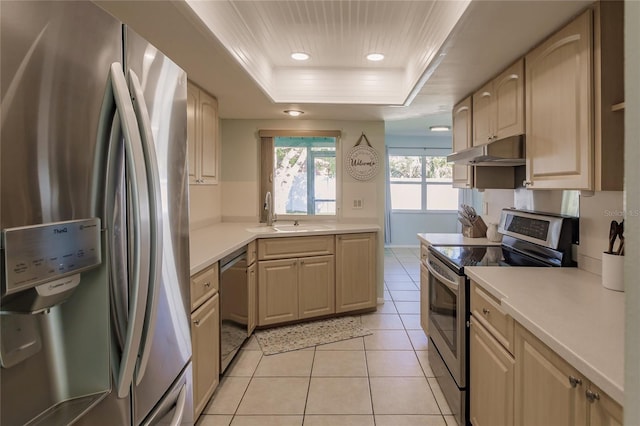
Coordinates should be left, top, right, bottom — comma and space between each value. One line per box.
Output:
514, 323, 622, 426
298, 255, 335, 319
419, 261, 429, 334
469, 316, 514, 426
257, 255, 335, 326
588, 382, 623, 426
335, 233, 376, 313
258, 258, 299, 325
191, 293, 220, 418
247, 261, 257, 334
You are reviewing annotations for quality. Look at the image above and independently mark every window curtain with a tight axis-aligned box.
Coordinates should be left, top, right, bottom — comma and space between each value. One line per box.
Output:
259, 136, 274, 223
384, 146, 392, 245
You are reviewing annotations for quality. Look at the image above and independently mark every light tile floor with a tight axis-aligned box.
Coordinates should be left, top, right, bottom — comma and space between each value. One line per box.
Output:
197, 247, 454, 426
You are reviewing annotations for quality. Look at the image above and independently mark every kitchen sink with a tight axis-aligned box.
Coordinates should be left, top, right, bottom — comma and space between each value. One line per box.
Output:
273, 224, 331, 232
245, 226, 276, 233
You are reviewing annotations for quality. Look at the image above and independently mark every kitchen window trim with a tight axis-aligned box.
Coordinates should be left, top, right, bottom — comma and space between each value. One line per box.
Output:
259, 129, 342, 223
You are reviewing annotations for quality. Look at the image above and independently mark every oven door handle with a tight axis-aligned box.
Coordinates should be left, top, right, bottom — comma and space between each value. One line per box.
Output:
426, 260, 460, 292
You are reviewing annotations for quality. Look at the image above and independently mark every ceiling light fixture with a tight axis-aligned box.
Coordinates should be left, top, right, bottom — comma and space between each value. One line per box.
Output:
284, 110, 304, 117
291, 52, 310, 61
430, 125, 451, 132
366, 53, 385, 62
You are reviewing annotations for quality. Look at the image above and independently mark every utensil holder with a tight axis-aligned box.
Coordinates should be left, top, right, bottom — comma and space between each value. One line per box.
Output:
602, 252, 624, 292
462, 217, 488, 238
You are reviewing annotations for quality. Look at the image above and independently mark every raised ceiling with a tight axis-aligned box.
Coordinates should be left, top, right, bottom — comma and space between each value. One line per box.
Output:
184, 0, 471, 105
96, 0, 592, 136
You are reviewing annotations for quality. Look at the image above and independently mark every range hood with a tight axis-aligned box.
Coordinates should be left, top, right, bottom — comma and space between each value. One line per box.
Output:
447, 135, 525, 166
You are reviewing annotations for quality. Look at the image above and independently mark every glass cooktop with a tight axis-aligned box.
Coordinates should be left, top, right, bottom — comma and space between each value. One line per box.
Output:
430, 245, 505, 270
429, 244, 553, 274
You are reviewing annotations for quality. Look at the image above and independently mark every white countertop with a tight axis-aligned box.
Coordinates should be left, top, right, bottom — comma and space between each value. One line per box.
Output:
465, 266, 625, 405
189, 222, 380, 276
417, 233, 502, 246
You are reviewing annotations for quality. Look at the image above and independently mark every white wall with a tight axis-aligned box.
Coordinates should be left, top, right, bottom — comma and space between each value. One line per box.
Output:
389, 213, 458, 246
625, 0, 639, 422
189, 185, 222, 230
479, 189, 516, 224
576, 191, 624, 275
220, 118, 386, 298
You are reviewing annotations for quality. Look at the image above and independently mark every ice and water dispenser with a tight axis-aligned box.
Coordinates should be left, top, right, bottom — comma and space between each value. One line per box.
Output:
1, 218, 111, 425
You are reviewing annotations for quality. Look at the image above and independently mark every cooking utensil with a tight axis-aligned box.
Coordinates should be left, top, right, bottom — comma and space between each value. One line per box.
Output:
460, 204, 478, 223
458, 217, 472, 227
616, 220, 625, 255
608, 220, 618, 254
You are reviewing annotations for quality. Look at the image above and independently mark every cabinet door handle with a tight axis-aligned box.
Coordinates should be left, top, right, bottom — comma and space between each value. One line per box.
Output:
204, 281, 211, 288
523, 181, 533, 187
482, 308, 490, 315
586, 389, 600, 402
193, 319, 200, 326
568, 376, 583, 388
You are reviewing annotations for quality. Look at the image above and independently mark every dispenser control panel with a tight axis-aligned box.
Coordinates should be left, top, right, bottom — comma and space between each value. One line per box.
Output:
2, 218, 102, 295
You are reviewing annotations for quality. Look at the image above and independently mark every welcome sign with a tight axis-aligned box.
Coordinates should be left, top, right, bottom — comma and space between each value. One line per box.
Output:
346, 133, 379, 181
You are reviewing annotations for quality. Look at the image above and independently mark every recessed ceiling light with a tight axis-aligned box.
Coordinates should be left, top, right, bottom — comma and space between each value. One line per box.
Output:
430, 125, 451, 132
284, 110, 304, 117
291, 52, 310, 61
366, 53, 385, 62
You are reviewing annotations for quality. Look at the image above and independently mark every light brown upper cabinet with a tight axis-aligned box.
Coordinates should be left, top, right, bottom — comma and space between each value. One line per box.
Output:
472, 59, 525, 147
187, 81, 219, 185
452, 96, 473, 188
593, 0, 624, 191
525, 10, 593, 190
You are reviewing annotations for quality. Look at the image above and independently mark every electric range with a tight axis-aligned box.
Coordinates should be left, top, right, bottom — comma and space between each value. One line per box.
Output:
424, 209, 578, 426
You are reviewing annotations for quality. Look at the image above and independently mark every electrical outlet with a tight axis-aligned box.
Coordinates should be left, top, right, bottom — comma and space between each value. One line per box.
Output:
353, 199, 363, 209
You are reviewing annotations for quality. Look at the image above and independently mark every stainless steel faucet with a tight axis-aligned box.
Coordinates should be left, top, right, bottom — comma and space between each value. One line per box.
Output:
264, 191, 275, 226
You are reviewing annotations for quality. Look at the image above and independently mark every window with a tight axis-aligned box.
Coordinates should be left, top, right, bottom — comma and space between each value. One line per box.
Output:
389, 155, 458, 211
274, 137, 336, 215
259, 130, 340, 222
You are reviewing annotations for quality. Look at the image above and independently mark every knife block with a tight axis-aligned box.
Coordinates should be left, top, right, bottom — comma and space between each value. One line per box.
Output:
462, 216, 488, 238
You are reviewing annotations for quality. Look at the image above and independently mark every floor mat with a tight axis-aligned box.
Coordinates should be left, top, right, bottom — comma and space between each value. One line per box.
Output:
255, 316, 372, 355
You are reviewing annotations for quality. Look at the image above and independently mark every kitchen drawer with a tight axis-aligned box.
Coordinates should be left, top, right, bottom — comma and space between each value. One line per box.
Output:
191, 263, 219, 312
471, 280, 514, 354
420, 243, 428, 265
247, 240, 257, 266
258, 235, 335, 260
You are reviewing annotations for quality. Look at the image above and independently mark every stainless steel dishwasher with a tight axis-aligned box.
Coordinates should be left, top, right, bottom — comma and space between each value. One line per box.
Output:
219, 246, 249, 373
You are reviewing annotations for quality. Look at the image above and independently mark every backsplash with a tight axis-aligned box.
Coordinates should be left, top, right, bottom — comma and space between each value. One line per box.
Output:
577, 191, 624, 275
482, 188, 623, 275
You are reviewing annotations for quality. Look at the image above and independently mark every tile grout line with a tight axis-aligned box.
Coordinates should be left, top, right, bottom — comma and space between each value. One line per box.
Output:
301, 346, 317, 424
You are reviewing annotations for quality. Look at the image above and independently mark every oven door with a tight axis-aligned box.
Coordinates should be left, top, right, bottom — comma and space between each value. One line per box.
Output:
426, 252, 467, 388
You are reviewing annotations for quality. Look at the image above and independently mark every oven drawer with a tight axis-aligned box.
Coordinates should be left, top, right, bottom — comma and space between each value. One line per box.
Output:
471, 280, 514, 354
191, 263, 219, 311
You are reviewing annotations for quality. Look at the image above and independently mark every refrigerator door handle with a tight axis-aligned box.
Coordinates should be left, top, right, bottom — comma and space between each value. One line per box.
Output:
127, 70, 163, 385
108, 62, 152, 399
104, 111, 128, 348
168, 384, 187, 426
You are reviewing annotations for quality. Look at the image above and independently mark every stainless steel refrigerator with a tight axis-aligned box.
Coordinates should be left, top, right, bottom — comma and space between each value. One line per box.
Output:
1, 1, 193, 424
